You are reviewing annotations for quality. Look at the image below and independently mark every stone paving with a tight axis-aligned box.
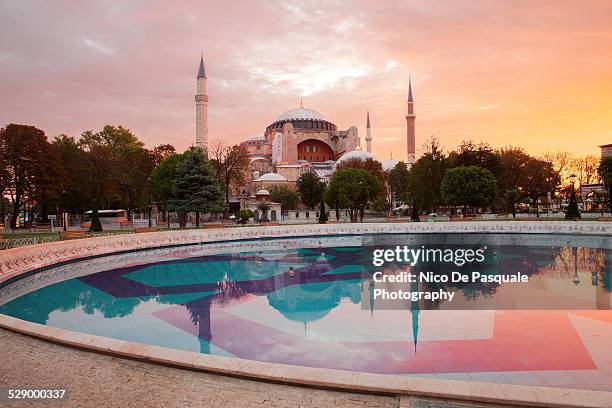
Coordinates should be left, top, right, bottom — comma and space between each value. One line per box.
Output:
0, 328, 401, 408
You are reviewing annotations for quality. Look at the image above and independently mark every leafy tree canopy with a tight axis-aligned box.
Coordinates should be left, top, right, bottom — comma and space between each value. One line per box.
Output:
441, 165, 497, 209
296, 171, 325, 209
325, 168, 381, 222
270, 186, 300, 212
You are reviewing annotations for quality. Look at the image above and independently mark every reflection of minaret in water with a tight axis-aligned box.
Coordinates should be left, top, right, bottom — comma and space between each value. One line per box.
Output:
410, 274, 420, 353
368, 276, 375, 317
186, 297, 213, 354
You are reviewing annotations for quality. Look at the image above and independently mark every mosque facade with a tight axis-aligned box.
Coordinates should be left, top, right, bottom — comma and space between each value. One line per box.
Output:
195, 56, 416, 196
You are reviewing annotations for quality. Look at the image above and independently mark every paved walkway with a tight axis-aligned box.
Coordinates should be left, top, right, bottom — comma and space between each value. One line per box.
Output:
0, 328, 401, 408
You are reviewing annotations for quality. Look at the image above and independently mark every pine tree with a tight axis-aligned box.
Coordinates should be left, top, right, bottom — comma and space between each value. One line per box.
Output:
168, 148, 224, 228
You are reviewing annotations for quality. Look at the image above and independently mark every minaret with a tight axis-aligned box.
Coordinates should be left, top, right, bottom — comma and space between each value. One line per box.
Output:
365, 110, 372, 153
406, 77, 416, 164
195, 54, 208, 149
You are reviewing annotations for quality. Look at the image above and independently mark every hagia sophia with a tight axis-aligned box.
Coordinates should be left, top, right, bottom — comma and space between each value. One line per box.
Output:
194, 55, 416, 205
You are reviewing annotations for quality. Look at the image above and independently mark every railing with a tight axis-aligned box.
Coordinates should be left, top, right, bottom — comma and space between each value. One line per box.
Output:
0, 231, 134, 250
1, 236, 61, 250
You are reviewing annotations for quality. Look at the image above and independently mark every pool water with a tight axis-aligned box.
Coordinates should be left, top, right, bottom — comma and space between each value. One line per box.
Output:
1, 234, 610, 391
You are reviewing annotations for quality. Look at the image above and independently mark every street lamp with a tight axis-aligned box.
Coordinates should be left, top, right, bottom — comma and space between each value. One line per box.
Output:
572, 246, 580, 286
147, 177, 152, 228
239, 189, 248, 210
61, 190, 67, 231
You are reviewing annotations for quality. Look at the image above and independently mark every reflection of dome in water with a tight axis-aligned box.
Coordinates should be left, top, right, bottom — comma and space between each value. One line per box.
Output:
267, 279, 360, 324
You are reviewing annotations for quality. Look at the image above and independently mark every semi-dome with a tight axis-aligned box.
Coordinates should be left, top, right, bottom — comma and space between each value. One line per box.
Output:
335, 150, 379, 168
382, 159, 400, 171
255, 172, 287, 182
255, 189, 271, 196
277, 107, 326, 122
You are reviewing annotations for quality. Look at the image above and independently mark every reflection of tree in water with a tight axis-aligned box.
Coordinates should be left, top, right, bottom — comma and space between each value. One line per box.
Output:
412, 244, 565, 303
0, 281, 142, 324
215, 279, 249, 307
77, 289, 142, 318
539, 246, 607, 283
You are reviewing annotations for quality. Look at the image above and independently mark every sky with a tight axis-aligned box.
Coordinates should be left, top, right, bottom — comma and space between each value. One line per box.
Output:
1, 0, 611, 160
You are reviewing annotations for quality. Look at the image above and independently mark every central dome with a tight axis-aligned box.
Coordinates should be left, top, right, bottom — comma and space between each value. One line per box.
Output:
276, 108, 326, 122
266, 106, 337, 132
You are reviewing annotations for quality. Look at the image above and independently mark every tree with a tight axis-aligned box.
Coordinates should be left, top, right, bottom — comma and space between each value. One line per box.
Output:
150, 144, 176, 167
270, 186, 300, 213
497, 147, 531, 217
522, 158, 558, 216
408, 137, 446, 212
0, 124, 58, 228
168, 148, 224, 228
441, 166, 497, 214
542, 151, 572, 188
447, 140, 500, 177
296, 171, 326, 209
571, 155, 600, 186
410, 198, 420, 222
336, 157, 386, 185
52, 135, 91, 214
150, 153, 182, 222
236, 209, 254, 224
121, 146, 155, 219
599, 156, 612, 210
208, 140, 250, 216
387, 161, 411, 206
79, 127, 124, 231
257, 202, 271, 222
324, 168, 381, 222
370, 196, 388, 216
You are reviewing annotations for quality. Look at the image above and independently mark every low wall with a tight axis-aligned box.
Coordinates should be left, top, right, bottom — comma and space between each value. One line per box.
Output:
0, 221, 611, 407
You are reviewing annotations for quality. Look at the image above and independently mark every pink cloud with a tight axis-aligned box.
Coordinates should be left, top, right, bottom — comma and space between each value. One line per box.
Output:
1, 0, 611, 159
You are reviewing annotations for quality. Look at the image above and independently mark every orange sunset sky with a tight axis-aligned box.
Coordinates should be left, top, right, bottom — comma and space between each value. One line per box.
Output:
1, 1, 611, 160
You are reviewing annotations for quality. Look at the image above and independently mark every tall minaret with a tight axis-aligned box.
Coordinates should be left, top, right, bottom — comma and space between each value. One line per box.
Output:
406, 77, 416, 164
195, 54, 208, 149
365, 110, 372, 153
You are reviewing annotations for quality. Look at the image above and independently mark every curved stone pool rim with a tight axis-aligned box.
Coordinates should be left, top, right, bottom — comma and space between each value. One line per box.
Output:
1, 222, 611, 408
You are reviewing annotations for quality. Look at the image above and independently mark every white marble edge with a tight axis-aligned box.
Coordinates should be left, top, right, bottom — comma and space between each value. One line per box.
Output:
0, 221, 611, 407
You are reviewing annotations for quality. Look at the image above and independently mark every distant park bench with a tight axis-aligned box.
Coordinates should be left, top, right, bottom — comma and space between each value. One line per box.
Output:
0, 237, 6, 249
59, 231, 89, 240
134, 227, 159, 233
202, 223, 225, 229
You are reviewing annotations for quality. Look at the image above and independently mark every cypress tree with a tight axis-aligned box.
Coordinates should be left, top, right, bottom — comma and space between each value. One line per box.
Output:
168, 148, 224, 228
